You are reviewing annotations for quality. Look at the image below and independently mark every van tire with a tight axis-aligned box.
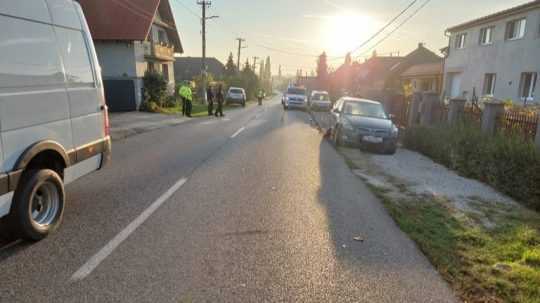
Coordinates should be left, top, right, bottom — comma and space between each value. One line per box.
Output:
9, 169, 65, 241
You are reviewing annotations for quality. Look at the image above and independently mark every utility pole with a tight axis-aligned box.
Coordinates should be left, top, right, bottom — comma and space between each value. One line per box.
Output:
196, 1, 218, 104
252, 56, 259, 71
236, 38, 246, 72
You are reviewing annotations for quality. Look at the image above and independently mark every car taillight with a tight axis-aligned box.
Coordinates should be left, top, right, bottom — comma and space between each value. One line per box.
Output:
102, 105, 110, 136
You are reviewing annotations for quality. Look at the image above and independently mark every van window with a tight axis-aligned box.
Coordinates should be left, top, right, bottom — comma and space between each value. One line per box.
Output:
45, 0, 82, 29
0, 16, 63, 88
56, 28, 94, 85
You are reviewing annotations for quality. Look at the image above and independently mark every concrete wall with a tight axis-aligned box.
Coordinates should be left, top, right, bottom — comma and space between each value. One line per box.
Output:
133, 41, 148, 78
95, 42, 137, 78
444, 8, 540, 104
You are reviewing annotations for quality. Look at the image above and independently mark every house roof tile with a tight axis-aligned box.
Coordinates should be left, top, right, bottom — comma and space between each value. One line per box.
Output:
78, 0, 182, 52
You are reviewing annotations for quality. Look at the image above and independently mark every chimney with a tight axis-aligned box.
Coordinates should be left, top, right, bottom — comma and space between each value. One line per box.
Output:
418, 42, 424, 48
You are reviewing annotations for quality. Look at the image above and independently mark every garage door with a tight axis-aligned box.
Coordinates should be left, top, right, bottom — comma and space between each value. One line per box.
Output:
103, 80, 137, 112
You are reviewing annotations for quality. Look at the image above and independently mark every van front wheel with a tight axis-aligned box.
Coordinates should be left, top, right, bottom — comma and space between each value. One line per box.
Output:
9, 169, 65, 241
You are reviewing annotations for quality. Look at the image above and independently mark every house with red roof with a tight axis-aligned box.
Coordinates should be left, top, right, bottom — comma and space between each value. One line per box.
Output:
78, 0, 183, 111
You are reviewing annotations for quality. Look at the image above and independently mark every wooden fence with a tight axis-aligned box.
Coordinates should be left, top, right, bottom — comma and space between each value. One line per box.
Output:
497, 110, 539, 141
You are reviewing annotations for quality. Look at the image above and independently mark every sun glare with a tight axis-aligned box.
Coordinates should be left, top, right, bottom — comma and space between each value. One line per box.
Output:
323, 14, 379, 56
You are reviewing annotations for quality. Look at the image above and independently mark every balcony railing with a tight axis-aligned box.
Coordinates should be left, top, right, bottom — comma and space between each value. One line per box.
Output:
143, 41, 175, 61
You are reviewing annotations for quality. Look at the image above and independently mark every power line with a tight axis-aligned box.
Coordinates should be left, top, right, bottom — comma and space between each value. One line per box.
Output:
173, 0, 202, 19
329, 0, 419, 60
356, 0, 432, 59
253, 43, 320, 57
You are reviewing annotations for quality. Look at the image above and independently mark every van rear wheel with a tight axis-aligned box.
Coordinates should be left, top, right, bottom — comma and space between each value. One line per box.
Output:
9, 169, 65, 241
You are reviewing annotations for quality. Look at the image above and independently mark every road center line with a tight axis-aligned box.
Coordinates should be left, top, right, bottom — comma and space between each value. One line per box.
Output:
70, 177, 188, 282
230, 127, 246, 139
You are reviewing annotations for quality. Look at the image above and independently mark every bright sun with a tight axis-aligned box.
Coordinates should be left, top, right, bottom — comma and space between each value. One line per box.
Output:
323, 14, 379, 56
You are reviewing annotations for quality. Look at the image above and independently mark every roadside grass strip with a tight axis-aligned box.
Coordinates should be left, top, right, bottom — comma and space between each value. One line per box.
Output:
337, 147, 540, 303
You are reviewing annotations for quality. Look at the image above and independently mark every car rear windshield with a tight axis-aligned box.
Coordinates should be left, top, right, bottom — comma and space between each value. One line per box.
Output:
312, 93, 329, 101
287, 88, 306, 95
230, 89, 243, 94
343, 101, 388, 119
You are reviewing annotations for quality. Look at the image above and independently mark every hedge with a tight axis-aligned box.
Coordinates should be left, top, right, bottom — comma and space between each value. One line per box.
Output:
403, 123, 540, 210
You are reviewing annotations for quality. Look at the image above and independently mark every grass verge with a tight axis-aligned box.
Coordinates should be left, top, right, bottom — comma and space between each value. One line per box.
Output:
332, 144, 540, 303
368, 184, 540, 303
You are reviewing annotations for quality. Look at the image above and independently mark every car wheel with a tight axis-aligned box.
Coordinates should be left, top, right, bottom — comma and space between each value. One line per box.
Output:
383, 144, 397, 155
8, 169, 65, 241
333, 126, 344, 147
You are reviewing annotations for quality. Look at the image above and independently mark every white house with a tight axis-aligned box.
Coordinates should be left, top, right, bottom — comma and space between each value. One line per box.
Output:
444, 0, 540, 105
78, 0, 183, 111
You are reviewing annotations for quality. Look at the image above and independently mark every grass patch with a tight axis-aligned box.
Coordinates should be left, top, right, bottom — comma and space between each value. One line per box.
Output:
379, 194, 540, 303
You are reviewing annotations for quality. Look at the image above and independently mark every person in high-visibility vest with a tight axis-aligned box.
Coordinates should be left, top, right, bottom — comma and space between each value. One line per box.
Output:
179, 83, 193, 117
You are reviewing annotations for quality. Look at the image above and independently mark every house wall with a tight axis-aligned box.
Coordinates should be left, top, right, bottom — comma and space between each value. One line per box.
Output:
444, 8, 540, 103
94, 41, 137, 78
95, 41, 144, 109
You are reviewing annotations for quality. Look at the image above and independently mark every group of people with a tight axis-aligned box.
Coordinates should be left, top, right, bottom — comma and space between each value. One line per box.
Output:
177, 82, 225, 118
206, 84, 225, 117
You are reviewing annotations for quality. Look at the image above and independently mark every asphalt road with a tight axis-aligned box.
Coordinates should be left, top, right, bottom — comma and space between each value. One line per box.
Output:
0, 96, 459, 302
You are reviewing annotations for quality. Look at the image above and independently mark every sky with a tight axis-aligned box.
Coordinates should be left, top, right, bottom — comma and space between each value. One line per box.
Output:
170, 0, 531, 76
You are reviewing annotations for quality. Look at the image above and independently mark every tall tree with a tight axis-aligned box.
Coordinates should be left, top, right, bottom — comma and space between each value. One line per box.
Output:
225, 52, 236, 76
264, 57, 272, 81
344, 52, 352, 66
259, 59, 265, 79
243, 58, 251, 72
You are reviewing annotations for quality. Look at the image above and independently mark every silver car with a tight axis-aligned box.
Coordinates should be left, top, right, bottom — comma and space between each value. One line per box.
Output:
309, 91, 331, 111
226, 87, 247, 107
329, 97, 399, 154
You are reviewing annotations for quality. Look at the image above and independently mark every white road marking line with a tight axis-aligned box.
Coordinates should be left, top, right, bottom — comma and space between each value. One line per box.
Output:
70, 178, 188, 282
230, 127, 246, 139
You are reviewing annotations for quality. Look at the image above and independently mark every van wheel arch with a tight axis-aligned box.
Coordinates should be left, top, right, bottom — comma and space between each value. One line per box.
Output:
14, 141, 71, 181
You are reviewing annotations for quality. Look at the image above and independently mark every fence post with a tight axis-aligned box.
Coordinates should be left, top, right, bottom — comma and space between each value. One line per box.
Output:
420, 92, 439, 126
407, 92, 423, 127
448, 98, 466, 125
481, 102, 505, 135
535, 120, 540, 149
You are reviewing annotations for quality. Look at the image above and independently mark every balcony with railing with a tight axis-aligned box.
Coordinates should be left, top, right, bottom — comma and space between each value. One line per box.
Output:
143, 41, 175, 62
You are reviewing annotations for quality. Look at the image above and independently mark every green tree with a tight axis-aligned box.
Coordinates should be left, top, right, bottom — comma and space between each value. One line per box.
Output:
225, 52, 236, 76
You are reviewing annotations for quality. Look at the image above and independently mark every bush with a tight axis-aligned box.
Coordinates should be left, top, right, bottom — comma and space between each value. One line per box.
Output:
143, 71, 168, 107
403, 122, 540, 210
140, 101, 159, 113
163, 95, 178, 108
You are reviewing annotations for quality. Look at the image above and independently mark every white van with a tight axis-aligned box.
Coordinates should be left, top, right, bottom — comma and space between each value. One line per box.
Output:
0, 0, 111, 240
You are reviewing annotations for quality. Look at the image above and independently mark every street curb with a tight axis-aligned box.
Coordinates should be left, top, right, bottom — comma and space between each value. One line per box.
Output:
110, 119, 192, 142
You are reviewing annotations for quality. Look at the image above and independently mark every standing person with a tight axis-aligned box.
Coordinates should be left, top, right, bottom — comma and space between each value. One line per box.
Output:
179, 82, 193, 117
215, 85, 225, 117
207, 85, 214, 116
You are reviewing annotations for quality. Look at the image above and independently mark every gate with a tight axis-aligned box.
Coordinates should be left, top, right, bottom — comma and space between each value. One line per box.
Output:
103, 80, 137, 112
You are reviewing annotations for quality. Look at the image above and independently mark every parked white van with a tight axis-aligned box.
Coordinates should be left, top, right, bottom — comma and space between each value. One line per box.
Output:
0, 0, 111, 240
